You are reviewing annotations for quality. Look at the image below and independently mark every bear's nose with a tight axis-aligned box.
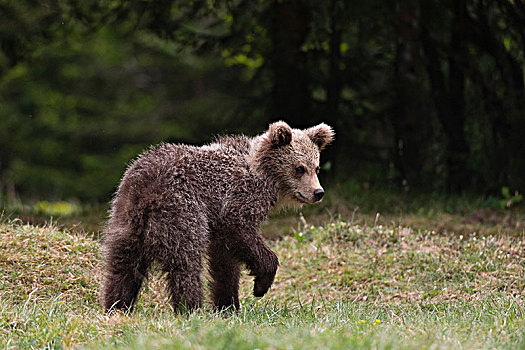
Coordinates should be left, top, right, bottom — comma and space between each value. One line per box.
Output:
313, 188, 324, 201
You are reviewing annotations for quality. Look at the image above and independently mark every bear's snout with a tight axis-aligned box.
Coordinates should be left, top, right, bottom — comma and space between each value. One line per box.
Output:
313, 188, 324, 201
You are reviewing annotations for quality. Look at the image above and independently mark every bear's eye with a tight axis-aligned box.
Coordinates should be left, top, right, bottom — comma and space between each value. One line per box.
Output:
315, 166, 320, 174
296, 166, 306, 175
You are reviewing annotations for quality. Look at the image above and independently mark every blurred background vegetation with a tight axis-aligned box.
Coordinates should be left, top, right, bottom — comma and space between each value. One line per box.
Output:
0, 0, 524, 207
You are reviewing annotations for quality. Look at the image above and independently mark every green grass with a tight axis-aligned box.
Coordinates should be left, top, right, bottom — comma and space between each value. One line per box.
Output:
1, 215, 524, 349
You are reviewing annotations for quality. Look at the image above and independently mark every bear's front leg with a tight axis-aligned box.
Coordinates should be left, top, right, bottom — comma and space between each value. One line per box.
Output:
219, 195, 280, 299
217, 228, 279, 298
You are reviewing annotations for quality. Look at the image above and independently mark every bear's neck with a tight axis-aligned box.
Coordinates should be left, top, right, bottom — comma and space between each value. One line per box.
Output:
246, 136, 281, 207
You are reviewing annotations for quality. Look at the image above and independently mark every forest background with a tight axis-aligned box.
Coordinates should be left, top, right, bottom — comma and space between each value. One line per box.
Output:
0, 0, 524, 205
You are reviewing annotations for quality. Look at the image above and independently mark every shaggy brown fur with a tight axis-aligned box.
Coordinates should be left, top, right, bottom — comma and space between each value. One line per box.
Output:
101, 121, 334, 313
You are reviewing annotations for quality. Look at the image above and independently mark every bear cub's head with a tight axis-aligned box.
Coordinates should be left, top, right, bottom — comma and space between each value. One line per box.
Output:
258, 121, 334, 206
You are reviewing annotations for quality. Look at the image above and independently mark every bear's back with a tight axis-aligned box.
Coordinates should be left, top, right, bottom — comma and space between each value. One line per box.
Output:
212, 135, 251, 155
116, 136, 258, 216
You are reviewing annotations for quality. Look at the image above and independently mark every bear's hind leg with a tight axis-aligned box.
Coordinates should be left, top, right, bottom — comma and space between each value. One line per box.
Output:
209, 242, 241, 310
162, 259, 204, 313
102, 235, 150, 313
150, 204, 208, 313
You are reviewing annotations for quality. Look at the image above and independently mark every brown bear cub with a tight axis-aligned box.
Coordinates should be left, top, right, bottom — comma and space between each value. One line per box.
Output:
101, 121, 334, 313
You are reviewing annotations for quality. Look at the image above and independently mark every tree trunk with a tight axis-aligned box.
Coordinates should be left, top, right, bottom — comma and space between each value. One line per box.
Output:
442, 0, 470, 191
392, 0, 430, 189
270, 0, 310, 127
420, 0, 471, 192
465, 2, 525, 191
323, 0, 344, 177
326, 1, 343, 122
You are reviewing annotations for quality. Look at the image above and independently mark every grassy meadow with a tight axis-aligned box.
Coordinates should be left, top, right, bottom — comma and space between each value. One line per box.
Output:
1, 194, 524, 349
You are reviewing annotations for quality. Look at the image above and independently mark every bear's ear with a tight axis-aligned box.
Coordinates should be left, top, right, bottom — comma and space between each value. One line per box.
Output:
268, 121, 292, 148
305, 123, 334, 151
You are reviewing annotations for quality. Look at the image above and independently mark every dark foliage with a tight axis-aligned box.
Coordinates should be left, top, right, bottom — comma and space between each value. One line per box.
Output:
0, 0, 523, 201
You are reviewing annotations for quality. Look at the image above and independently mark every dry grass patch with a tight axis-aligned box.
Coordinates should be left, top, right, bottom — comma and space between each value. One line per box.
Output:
0, 219, 100, 303
253, 221, 525, 306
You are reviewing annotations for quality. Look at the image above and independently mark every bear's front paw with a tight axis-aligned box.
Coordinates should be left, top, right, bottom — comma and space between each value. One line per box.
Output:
253, 273, 275, 297
253, 251, 279, 297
